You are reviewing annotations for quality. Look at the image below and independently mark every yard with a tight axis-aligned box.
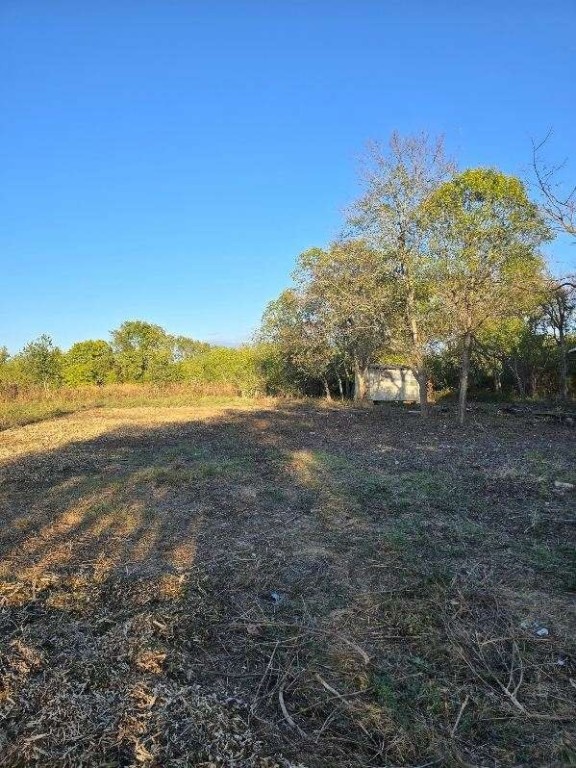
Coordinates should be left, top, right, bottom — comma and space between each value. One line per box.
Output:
0, 400, 574, 767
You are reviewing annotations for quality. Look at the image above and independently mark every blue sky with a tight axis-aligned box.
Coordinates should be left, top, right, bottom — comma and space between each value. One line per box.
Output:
1, 1, 575, 352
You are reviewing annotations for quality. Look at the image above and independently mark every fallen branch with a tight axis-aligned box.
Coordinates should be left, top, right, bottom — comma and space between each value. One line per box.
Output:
450, 694, 470, 737
228, 619, 372, 664
278, 685, 307, 737
315, 674, 371, 738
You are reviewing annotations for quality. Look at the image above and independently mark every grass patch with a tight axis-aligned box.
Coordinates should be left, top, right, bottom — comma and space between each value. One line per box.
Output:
147, 457, 254, 487
529, 543, 576, 589
306, 452, 483, 517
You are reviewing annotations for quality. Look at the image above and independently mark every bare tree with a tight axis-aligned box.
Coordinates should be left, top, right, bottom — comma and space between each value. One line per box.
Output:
349, 132, 456, 414
532, 131, 576, 240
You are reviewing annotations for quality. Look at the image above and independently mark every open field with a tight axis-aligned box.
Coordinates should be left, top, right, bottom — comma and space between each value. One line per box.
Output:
0, 401, 575, 767
0, 384, 248, 432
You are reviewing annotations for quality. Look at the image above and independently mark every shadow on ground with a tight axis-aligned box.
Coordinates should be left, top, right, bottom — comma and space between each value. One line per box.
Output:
0, 403, 575, 767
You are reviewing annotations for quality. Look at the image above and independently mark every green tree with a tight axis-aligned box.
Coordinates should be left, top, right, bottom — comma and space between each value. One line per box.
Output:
181, 345, 263, 396
475, 316, 556, 398
0, 347, 16, 390
260, 240, 395, 400
259, 288, 337, 398
294, 241, 394, 400
171, 335, 211, 362
16, 334, 63, 387
62, 340, 116, 386
111, 320, 173, 382
425, 168, 550, 423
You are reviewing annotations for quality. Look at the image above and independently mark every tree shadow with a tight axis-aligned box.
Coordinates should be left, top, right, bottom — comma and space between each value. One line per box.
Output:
1, 402, 574, 767
0, 403, 395, 766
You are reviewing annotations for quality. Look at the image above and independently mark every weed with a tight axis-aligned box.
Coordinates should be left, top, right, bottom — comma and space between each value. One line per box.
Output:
372, 671, 399, 711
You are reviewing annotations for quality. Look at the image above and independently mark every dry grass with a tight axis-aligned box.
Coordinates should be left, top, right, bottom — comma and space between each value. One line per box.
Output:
0, 401, 575, 766
0, 383, 249, 431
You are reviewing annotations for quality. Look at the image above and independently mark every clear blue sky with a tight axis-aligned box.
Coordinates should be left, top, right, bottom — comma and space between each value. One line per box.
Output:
1, 1, 574, 353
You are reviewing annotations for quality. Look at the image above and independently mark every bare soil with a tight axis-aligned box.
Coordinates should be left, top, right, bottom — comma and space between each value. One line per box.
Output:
0, 401, 575, 767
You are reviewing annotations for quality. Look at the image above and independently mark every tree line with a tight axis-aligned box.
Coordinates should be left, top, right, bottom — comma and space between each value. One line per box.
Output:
0, 321, 263, 397
259, 133, 575, 422
2, 133, 574, 419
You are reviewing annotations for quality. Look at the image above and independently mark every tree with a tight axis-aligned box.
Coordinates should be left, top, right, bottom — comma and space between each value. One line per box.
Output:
0, 347, 15, 390
294, 241, 394, 400
62, 340, 116, 386
259, 240, 395, 400
425, 168, 550, 423
111, 321, 173, 382
181, 345, 264, 396
171, 335, 211, 362
476, 316, 557, 399
540, 281, 576, 400
15, 334, 63, 388
259, 288, 336, 397
349, 132, 456, 413
532, 131, 576, 240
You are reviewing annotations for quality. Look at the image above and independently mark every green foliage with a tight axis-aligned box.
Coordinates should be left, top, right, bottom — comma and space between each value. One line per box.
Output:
259, 287, 336, 393
295, 240, 394, 372
111, 320, 177, 383
260, 239, 395, 397
254, 340, 305, 396
171, 335, 211, 362
62, 340, 117, 386
0, 323, 265, 399
0, 348, 19, 387
13, 335, 63, 387
181, 345, 264, 396
424, 168, 550, 332
420, 168, 551, 419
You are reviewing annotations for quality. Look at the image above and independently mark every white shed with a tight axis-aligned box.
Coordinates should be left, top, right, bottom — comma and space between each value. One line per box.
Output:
367, 365, 420, 402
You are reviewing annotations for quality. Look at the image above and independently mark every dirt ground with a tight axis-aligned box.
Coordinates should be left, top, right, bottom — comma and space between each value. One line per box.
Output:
0, 400, 575, 767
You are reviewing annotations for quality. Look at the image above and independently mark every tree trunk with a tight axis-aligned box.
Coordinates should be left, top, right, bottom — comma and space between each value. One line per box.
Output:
322, 377, 332, 401
414, 367, 428, 417
559, 331, 568, 401
354, 362, 368, 402
509, 358, 526, 399
494, 368, 501, 393
529, 371, 538, 399
458, 332, 472, 426
406, 285, 428, 417
336, 375, 344, 401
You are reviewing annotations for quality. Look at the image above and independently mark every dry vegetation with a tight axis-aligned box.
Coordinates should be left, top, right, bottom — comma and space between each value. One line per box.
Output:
0, 383, 243, 431
0, 400, 575, 767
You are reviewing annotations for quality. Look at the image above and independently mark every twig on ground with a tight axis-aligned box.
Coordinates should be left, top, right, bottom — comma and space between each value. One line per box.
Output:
450, 694, 470, 737
315, 674, 371, 738
251, 640, 279, 713
278, 684, 307, 737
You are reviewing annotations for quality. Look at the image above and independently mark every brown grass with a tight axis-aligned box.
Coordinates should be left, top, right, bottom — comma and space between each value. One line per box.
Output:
0, 383, 254, 431
0, 401, 574, 766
